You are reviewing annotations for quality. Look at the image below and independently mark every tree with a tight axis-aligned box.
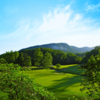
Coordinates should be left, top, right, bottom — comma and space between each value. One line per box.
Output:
6, 51, 19, 63
0, 58, 6, 64
24, 55, 31, 67
42, 52, 53, 68
0, 51, 19, 64
18, 52, 24, 66
0, 63, 58, 100
34, 48, 43, 67
80, 53, 100, 99
14, 51, 19, 63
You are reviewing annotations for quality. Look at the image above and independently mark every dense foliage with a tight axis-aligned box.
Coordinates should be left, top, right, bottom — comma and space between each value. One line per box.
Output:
75, 52, 85, 58
34, 48, 43, 67
0, 48, 82, 66
23, 55, 31, 67
81, 46, 100, 64
80, 50, 100, 99
0, 63, 58, 100
42, 52, 53, 68
0, 58, 6, 64
19, 48, 82, 65
0, 51, 19, 64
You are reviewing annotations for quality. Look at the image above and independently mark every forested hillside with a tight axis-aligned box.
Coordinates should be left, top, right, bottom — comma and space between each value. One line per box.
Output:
81, 46, 100, 64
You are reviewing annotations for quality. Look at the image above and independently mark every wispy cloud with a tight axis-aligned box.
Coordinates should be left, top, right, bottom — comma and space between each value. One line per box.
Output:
85, 2, 100, 12
38, 5, 71, 33
1, 4, 100, 54
35, 5, 100, 47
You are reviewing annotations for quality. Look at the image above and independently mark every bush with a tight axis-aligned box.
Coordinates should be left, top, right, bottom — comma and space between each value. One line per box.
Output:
0, 63, 58, 100
56, 63, 61, 69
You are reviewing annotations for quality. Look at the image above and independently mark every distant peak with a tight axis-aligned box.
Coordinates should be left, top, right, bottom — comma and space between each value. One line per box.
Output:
19, 42, 94, 53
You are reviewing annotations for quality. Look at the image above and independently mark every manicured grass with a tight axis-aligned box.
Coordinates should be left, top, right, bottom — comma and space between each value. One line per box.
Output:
54, 64, 85, 75
22, 64, 87, 99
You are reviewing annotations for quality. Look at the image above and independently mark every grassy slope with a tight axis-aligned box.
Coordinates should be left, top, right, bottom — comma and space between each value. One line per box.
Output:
23, 64, 87, 99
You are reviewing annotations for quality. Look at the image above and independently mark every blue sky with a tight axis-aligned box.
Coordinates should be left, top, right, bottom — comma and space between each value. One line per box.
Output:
0, 0, 100, 54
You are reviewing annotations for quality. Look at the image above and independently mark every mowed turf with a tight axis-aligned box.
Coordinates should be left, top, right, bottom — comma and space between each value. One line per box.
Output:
23, 64, 87, 99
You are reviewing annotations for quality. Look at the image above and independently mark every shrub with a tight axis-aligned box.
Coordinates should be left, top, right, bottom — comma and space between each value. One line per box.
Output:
56, 63, 61, 69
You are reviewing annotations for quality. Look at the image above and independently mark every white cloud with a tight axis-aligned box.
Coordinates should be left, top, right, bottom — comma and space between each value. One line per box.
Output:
38, 5, 72, 33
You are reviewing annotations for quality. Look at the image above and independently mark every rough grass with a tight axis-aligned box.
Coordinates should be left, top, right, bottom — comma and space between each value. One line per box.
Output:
22, 64, 88, 99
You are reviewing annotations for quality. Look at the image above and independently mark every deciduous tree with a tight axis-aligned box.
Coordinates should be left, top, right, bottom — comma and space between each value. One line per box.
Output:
34, 48, 43, 67
24, 55, 31, 67
42, 52, 53, 68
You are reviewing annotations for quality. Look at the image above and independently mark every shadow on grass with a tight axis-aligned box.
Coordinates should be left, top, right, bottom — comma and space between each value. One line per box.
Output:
30, 67, 43, 70
48, 75, 84, 93
54, 65, 85, 76
23, 67, 43, 70
47, 65, 86, 93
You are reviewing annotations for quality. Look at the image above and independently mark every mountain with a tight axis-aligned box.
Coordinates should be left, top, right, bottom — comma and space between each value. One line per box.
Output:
19, 43, 94, 53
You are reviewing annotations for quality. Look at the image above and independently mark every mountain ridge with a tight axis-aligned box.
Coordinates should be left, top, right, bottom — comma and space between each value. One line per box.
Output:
19, 43, 94, 53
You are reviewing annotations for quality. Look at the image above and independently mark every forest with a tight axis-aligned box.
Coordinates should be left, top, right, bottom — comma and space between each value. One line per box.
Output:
0, 48, 83, 66
0, 46, 100, 100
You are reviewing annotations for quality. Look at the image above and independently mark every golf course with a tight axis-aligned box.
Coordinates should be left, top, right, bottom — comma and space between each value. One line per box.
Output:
22, 64, 87, 99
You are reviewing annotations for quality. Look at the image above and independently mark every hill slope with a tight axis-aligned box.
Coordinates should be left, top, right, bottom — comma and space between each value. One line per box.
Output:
82, 46, 100, 63
19, 43, 94, 53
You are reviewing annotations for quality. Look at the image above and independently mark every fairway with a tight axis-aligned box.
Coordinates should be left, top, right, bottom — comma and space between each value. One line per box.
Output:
23, 64, 87, 99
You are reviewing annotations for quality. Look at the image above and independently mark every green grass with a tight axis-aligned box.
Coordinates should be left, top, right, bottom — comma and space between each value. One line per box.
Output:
22, 64, 88, 99
54, 64, 85, 75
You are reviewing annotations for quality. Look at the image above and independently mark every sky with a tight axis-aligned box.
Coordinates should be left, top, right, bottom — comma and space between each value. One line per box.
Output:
0, 0, 100, 54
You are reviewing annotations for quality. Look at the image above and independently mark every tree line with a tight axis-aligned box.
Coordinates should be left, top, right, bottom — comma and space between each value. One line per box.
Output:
21, 48, 82, 65
0, 48, 82, 67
